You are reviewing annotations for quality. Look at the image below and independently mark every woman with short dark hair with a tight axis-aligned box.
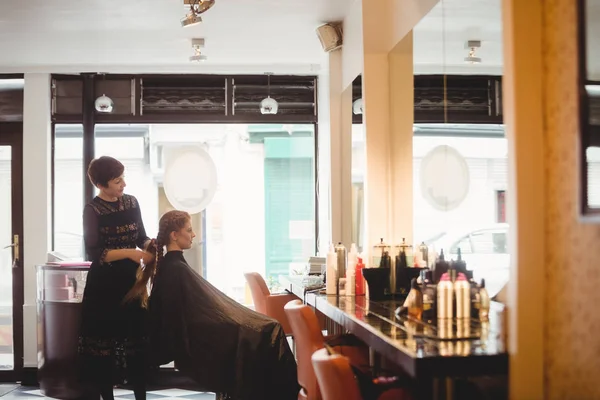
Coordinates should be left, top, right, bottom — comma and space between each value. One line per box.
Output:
78, 156, 154, 400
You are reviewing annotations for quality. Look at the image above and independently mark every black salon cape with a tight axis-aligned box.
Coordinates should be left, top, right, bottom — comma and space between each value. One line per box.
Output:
148, 251, 299, 400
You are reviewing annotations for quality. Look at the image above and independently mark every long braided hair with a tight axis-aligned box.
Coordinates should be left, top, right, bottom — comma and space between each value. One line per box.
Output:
123, 210, 191, 308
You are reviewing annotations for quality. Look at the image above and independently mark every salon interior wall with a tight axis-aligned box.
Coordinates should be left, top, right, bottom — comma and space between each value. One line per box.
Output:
539, 0, 600, 397
502, 0, 600, 397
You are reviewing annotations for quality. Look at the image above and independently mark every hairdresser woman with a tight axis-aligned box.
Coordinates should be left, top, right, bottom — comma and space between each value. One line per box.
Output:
78, 156, 154, 400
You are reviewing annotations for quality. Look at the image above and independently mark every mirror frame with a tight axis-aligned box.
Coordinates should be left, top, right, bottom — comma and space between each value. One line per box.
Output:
578, 0, 600, 219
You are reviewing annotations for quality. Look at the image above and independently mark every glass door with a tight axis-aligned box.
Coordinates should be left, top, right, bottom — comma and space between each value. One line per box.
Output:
0, 124, 24, 381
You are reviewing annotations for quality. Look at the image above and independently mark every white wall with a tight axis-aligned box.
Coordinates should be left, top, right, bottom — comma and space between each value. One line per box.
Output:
22, 73, 51, 367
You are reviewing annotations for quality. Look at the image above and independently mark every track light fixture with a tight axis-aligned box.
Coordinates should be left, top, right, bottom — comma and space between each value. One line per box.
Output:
181, 0, 216, 28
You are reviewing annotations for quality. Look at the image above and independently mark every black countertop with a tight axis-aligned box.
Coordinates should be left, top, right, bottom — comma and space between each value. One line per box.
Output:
280, 275, 508, 379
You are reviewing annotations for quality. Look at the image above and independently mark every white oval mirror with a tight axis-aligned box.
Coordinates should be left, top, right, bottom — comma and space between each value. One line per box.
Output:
163, 147, 218, 215
419, 145, 470, 211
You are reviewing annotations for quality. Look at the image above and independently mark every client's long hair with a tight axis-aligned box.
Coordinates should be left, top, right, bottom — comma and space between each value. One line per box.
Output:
123, 210, 191, 308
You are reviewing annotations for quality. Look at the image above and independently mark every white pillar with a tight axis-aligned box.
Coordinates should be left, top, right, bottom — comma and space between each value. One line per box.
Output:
22, 73, 51, 367
317, 50, 352, 252
317, 57, 332, 253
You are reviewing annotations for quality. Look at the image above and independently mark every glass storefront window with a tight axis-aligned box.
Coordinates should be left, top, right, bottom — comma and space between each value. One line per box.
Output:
53, 124, 316, 304
53, 125, 84, 259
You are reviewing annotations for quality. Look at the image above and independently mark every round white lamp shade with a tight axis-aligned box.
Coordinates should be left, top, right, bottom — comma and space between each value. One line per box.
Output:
419, 145, 470, 212
260, 97, 279, 114
95, 94, 114, 113
163, 147, 218, 215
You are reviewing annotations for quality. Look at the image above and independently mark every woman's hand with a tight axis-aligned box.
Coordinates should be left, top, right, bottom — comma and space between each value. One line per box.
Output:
129, 249, 154, 265
141, 251, 155, 266
144, 239, 157, 253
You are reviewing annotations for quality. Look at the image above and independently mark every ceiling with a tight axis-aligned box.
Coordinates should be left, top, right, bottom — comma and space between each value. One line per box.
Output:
0, 0, 352, 74
0, 0, 505, 76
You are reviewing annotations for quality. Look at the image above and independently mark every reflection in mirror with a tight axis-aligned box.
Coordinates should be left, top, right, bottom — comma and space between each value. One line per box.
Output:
351, 75, 365, 252
410, 0, 506, 296
581, 0, 600, 214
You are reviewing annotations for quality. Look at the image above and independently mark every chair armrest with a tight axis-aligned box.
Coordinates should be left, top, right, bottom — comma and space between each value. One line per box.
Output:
265, 292, 300, 314
265, 293, 299, 335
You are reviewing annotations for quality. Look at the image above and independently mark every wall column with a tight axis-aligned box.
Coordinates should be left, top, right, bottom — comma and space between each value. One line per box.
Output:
502, 0, 545, 398
361, 53, 392, 256
389, 32, 414, 246
317, 49, 352, 251
22, 73, 52, 367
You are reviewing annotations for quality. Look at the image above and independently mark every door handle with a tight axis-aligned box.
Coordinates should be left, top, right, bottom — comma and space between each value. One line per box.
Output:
3, 234, 19, 267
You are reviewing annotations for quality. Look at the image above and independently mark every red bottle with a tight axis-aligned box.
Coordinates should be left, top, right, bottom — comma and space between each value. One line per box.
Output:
355, 256, 366, 296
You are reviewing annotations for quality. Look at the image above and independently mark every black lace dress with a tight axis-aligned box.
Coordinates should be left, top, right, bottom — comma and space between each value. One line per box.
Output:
78, 194, 150, 386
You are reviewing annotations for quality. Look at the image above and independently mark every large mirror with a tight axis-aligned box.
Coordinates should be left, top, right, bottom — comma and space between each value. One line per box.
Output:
579, 0, 600, 217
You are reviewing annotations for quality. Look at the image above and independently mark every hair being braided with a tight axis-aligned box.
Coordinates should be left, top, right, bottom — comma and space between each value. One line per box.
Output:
123, 210, 191, 308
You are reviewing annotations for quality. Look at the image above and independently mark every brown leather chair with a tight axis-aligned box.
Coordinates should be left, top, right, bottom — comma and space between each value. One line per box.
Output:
312, 348, 413, 400
284, 300, 324, 400
244, 272, 297, 335
311, 348, 362, 400
284, 300, 370, 400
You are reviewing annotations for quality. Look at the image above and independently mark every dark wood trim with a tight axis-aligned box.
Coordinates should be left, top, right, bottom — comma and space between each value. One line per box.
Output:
88, 113, 317, 124
82, 74, 95, 205
225, 77, 233, 116
353, 112, 504, 125
54, 113, 317, 124
51, 115, 83, 124
0, 123, 24, 383
134, 78, 142, 116
0, 74, 24, 80
52, 74, 318, 124
414, 112, 504, 125
352, 74, 505, 125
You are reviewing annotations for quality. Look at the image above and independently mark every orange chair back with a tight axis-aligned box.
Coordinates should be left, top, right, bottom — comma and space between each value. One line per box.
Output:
244, 272, 270, 313
284, 300, 326, 400
311, 348, 362, 400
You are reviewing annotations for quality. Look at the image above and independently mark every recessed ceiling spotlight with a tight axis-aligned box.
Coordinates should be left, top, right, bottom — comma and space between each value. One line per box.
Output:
464, 40, 482, 64
181, 0, 216, 28
190, 38, 207, 62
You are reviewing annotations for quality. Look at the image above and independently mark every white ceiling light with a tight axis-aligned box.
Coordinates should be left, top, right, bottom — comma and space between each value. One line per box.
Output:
181, 0, 216, 28
260, 74, 279, 115
352, 98, 363, 115
189, 38, 207, 62
464, 40, 482, 64
95, 94, 114, 113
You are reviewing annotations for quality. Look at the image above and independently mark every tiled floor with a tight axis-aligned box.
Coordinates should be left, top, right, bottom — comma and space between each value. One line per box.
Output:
0, 387, 215, 400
